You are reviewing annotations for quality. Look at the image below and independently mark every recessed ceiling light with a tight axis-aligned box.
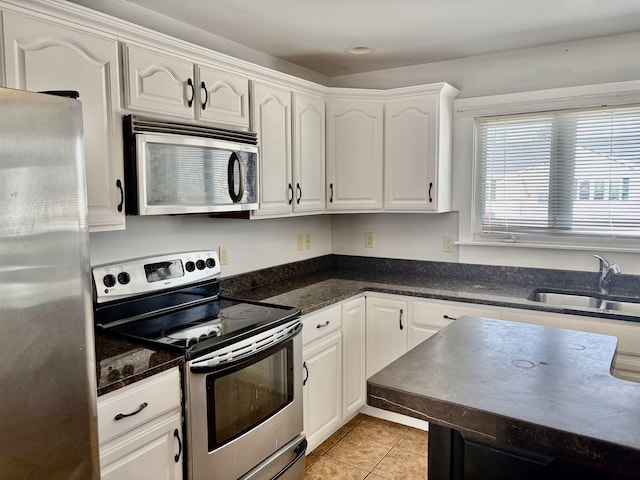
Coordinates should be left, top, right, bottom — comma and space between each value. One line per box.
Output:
345, 46, 373, 55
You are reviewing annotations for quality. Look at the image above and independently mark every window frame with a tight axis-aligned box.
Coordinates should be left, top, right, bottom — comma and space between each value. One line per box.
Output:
454, 80, 640, 251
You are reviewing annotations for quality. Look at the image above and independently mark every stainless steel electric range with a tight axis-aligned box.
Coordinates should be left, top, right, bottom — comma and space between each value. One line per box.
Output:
93, 250, 306, 480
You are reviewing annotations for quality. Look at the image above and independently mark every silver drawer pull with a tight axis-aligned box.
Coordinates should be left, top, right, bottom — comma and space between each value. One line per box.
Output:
443, 315, 458, 320
316, 321, 330, 329
114, 402, 148, 421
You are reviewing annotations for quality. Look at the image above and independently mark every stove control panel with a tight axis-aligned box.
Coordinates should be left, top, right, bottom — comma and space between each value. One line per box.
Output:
93, 250, 220, 303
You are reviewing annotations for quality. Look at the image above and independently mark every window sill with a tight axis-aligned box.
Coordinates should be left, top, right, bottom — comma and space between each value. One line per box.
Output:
458, 240, 640, 254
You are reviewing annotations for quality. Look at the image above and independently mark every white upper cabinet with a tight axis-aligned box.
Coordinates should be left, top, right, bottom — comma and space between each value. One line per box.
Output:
2, 10, 125, 231
384, 84, 459, 212
250, 86, 325, 218
122, 43, 249, 128
251, 81, 292, 217
197, 64, 249, 128
326, 95, 384, 211
292, 91, 325, 213
326, 84, 458, 213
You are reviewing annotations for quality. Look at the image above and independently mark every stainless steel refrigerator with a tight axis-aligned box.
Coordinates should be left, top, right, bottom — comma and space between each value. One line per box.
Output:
0, 87, 99, 479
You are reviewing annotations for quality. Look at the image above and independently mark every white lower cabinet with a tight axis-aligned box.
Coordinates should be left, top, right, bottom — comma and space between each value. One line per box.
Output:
301, 304, 343, 453
366, 293, 504, 378
341, 296, 367, 419
409, 298, 502, 349
304, 291, 640, 456
366, 294, 408, 378
98, 368, 183, 480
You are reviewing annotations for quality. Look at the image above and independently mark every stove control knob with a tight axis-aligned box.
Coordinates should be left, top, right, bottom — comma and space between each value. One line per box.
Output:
117, 272, 131, 285
185, 261, 196, 272
103, 274, 116, 288
206, 257, 216, 268
196, 259, 206, 270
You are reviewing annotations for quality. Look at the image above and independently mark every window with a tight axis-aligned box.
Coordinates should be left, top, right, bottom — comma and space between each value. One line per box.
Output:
476, 105, 640, 241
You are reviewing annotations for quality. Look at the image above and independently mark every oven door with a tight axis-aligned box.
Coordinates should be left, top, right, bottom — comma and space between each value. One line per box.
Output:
186, 320, 303, 480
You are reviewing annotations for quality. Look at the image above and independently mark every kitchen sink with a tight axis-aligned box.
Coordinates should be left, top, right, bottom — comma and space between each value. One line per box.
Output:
529, 289, 640, 315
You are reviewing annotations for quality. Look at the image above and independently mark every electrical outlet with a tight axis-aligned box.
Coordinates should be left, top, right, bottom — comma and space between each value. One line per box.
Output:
365, 232, 375, 248
219, 245, 229, 265
305, 233, 311, 250
297, 234, 304, 251
443, 235, 455, 252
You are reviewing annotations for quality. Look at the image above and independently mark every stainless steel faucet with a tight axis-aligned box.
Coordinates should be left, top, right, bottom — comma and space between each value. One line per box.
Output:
593, 255, 621, 294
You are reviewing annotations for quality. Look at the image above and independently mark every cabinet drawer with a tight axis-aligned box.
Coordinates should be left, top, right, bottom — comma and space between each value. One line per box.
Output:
302, 304, 342, 347
98, 368, 181, 445
411, 299, 501, 328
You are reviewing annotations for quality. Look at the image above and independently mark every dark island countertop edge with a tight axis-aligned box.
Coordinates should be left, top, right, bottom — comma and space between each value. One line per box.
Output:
367, 381, 640, 479
366, 317, 640, 480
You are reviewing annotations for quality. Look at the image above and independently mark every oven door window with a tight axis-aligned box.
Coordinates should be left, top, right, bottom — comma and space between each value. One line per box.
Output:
205, 339, 294, 451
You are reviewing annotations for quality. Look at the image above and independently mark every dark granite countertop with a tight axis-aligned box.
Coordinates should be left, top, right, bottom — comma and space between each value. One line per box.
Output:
228, 269, 640, 324
95, 333, 183, 397
94, 255, 640, 395
366, 316, 640, 479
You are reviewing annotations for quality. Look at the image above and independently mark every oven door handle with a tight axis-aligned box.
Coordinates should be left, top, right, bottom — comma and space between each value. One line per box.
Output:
190, 322, 302, 374
272, 436, 307, 480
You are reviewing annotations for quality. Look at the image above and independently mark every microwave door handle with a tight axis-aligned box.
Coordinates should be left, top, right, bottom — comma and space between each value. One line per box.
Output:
228, 152, 245, 203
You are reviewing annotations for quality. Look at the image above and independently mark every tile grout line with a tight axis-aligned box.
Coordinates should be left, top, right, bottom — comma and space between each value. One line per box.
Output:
367, 426, 411, 477
305, 415, 427, 479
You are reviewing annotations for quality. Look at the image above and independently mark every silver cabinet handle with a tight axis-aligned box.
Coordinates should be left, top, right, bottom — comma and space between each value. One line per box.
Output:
399, 308, 404, 330
114, 402, 148, 420
316, 321, 330, 329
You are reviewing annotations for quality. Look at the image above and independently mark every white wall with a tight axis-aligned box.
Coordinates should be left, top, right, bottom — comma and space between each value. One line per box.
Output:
331, 213, 460, 262
90, 215, 332, 277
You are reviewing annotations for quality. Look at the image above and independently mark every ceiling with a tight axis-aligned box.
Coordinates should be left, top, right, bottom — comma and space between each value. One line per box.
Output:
69, 0, 640, 78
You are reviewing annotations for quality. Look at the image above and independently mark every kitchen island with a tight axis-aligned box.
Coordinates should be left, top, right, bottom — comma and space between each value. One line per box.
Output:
367, 316, 640, 479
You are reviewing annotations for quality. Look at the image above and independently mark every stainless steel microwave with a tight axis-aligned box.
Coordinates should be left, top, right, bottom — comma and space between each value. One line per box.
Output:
123, 115, 258, 215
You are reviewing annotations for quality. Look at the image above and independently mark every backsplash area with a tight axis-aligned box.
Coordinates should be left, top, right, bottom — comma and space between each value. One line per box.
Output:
221, 254, 640, 297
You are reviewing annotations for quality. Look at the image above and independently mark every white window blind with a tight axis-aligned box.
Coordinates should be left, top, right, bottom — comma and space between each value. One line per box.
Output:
476, 105, 640, 240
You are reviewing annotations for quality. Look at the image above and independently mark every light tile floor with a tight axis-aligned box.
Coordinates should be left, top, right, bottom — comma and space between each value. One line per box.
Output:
304, 414, 428, 480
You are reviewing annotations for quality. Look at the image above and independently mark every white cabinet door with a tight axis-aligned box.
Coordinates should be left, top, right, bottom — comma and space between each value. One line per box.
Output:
98, 368, 183, 480
303, 331, 342, 453
292, 91, 325, 213
326, 98, 383, 211
2, 11, 125, 231
366, 295, 408, 377
384, 85, 457, 212
100, 415, 183, 480
409, 299, 502, 350
122, 43, 195, 119
251, 81, 292, 217
197, 64, 249, 128
384, 95, 438, 211
342, 296, 366, 420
